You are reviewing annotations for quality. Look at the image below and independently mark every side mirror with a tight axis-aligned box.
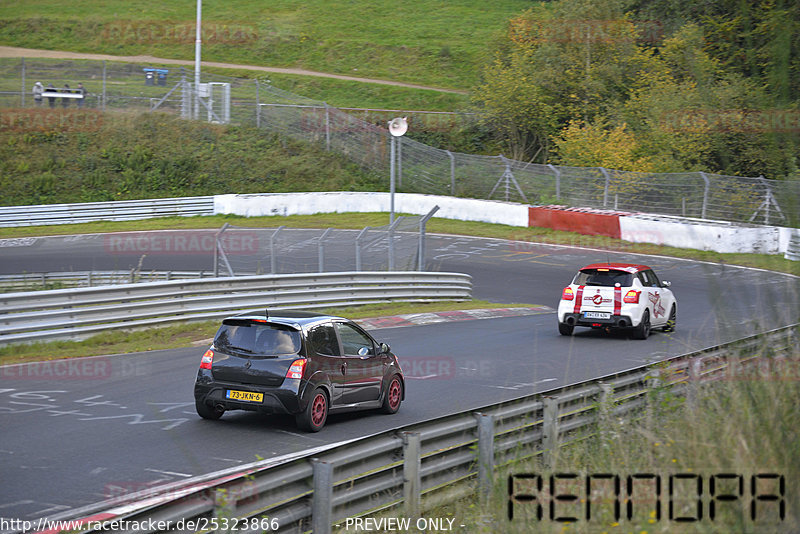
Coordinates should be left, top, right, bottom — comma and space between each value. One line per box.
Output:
379, 342, 391, 354
662, 280, 671, 288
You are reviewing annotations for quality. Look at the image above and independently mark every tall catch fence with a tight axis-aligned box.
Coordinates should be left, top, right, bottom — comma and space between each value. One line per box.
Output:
2, 58, 798, 226
216, 211, 437, 276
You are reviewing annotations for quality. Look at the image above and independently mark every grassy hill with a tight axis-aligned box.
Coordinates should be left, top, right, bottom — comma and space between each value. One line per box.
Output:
0, 112, 383, 206
0, 0, 532, 91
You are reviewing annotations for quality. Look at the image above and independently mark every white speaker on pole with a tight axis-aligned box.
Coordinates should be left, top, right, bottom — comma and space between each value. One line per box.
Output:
388, 117, 408, 137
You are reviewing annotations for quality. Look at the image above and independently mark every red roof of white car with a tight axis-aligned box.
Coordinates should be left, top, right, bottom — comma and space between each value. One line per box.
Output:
579, 263, 651, 273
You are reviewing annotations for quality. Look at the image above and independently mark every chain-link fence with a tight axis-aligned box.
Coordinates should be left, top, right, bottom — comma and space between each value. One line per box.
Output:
2, 58, 798, 227
215, 210, 438, 276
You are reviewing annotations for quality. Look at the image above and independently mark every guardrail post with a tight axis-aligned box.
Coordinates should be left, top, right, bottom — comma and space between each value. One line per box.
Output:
542, 396, 559, 470
402, 431, 421, 519
597, 382, 613, 441
687, 358, 702, 408
311, 459, 333, 534
474, 412, 494, 503
646, 369, 661, 429
213, 487, 236, 519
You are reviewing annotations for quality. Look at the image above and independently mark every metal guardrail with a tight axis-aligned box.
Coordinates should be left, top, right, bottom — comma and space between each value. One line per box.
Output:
36, 324, 796, 534
0, 196, 214, 226
0, 270, 211, 290
0, 271, 472, 345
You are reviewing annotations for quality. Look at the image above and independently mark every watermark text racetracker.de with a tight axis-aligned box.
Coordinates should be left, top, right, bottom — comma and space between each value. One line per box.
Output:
104, 231, 260, 255
0, 517, 279, 533
100, 20, 259, 45
0, 109, 103, 133
0, 357, 146, 380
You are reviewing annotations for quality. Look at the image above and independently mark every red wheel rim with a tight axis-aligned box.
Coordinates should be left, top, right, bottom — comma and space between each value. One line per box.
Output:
311, 393, 326, 426
388, 378, 401, 410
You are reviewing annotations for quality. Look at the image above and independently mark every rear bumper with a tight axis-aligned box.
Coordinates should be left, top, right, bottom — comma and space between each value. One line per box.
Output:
194, 369, 305, 415
560, 312, 635, 329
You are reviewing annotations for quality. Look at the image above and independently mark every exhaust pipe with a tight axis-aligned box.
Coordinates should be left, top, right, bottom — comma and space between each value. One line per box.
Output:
617, 319, 627, 328
566, 316, 575, 326
215, 404, 226, 412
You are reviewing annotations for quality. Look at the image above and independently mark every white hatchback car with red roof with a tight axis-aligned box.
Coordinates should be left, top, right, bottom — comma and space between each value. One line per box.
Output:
557, 263, 676, 339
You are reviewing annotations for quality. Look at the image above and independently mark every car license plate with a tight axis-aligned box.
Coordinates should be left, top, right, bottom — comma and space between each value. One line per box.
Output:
226, 390, 263, 403
583, 311, 611, 319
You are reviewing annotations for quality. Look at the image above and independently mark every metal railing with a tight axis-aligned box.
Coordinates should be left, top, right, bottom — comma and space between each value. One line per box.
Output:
0, 196, 214, 227
0, 271, 472, 345
0, 270, 211, 290
36, 325, 797, 534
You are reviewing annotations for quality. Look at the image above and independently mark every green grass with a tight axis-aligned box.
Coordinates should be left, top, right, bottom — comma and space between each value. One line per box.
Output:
425, 345, 800, 533
0, 0, 531, 91
0, 299, 534, 365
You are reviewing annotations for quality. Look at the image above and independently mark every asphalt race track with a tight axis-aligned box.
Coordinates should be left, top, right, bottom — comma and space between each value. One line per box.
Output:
1, 231, 798, 522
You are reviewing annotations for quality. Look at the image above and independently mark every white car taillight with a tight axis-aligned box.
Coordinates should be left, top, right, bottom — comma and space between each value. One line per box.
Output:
200, 349, 214, 370
286, 359, 307, 379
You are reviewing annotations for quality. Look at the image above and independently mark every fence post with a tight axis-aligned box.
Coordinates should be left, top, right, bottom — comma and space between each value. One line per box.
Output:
311, 459, 333, 534
388, 217, 402, 271
402, 431, 421, 519
255, 79, 260, 129
600, 167, 610, 207
21, 58, 25, 107
547, 163, 561, 201
355, 226, 370, 271
542, 396, 559, 470
699, 172, 710, 219
270, 226, 285, 274
474, 412, 495, 503
324, 103, 331, 151
102, 60, 106, 111
318, 228, 332, 272
446, 150, 456, 195
418, 206, 440, 271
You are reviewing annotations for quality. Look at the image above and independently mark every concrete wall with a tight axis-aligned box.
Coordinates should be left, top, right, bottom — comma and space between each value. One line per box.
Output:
214, 192, 793, 255
214, 192, 530, 227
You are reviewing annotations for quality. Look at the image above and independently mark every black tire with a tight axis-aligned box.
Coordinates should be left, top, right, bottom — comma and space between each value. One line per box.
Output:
558, 322, 574, 336
663, 304, 677, 332
632, 309, 651, 340
195, 399, 224, 420
296, 388, 328, 432
381, 375, 403, 414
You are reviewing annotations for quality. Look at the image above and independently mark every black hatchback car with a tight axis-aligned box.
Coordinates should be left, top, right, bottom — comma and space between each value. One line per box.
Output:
194, 310, 405, 432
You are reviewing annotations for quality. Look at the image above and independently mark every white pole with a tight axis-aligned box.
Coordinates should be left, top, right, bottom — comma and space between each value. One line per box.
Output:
194, 0, 202, 120
390, 136, 396, 224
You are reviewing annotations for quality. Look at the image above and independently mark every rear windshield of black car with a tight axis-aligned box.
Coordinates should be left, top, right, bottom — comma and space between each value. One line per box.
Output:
214, 322, 301, 356
573, 269, 633, 287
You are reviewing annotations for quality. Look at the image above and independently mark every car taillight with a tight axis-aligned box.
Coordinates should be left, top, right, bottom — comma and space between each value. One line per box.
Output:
286, 359, 307, 379
623, 290, 640, 303
562, 287, 574, 300
200, 349, 214, 369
